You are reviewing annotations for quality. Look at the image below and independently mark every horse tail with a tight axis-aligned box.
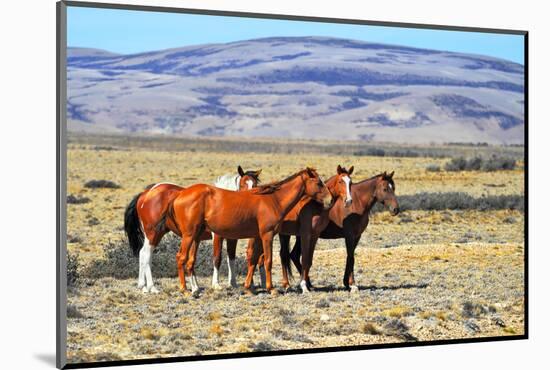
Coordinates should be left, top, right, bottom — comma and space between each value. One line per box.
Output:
279, 234, 293, 279
124, 192, 144, 257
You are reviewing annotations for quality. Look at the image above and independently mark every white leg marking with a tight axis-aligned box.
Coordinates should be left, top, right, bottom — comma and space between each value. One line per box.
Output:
259, 265, 266, 289
142, 239, 158, 293
137, 245, 146, 289
212, 266, 222, 290
191, 274, 200, 296
300, 280, 310, 294
350, 285, 359, 294
227, 256, 238, 288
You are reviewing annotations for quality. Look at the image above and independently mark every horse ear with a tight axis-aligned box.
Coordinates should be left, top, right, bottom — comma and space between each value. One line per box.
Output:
255, 169, 262, 177
389, 171, 394, 178
348, 166, 354, 175
306, 167, 316, 178
337, 165, 343, 174
237, 165, 245, 177
383, 171, 387, 177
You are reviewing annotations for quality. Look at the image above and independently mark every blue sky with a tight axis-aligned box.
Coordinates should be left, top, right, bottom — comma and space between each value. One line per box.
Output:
67, 6, 524, 64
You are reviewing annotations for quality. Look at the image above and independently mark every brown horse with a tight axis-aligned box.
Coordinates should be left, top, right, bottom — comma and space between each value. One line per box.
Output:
285, 171, 400, 293
123, 166, 260, 293
245, 165, 355, 293
211, 167, 262, 289
164, 168, 333, 295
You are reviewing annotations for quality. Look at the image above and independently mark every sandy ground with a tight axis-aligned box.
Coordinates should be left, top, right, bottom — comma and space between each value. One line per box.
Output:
64, 140, 525, 364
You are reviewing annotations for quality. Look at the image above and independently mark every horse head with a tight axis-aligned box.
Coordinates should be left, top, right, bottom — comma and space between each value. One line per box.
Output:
237, 165, 262, 190
302, 167, 333, 210
331, 165, 354, 208
374, 171, 399, 215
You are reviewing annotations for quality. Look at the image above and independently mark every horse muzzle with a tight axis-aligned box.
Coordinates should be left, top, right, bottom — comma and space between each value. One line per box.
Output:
322, 196, 333, 210
344, 198, 353, 208
390, 206, 400, 216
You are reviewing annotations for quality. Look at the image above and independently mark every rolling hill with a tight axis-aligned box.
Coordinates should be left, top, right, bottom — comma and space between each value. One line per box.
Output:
66, 37, 525, 144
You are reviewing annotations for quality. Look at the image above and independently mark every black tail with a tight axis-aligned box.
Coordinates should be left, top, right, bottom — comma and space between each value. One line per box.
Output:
124, 193, 144, 257
279, 234, 294, 279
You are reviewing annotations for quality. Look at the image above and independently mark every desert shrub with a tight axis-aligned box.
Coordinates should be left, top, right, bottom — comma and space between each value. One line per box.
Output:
389, 192, 524, 212
426, 164, 441, 172
92, 145, 117, 151
84, 180, 121, 189
481, 156, 516, 171
67, 194, 90, 204
67, 252, 80, 287
84, 234, 248, 280
444, 156, 515, 172
444, 157, 469, 171
67, 305, 85, 319
462, 301, 489, 318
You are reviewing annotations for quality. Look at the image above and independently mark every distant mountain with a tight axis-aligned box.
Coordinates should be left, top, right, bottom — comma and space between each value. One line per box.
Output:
66, 37, 524, 144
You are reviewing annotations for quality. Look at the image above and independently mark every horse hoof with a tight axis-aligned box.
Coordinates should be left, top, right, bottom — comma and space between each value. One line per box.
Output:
212, 284, 223, 291
191, 290, 200, 298
350, 285, 359, 294
149, 286, 160, 294
269, 289, 279, 296
137, 281, 145, 290
229, 280, 238, 288
300, 281, 310, 294
141, 286, 149, 293
244, 288, 254, 295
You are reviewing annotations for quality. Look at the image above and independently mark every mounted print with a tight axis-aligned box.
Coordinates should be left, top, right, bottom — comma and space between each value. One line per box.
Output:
56, 1, 527, 368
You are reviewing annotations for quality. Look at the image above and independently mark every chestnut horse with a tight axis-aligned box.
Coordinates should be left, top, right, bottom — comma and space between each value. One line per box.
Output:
164, 168, 333, 295
212, 167, 262, 289
245, 165, 355, 293
284, 171, 400, 292
123, 166, 260, 293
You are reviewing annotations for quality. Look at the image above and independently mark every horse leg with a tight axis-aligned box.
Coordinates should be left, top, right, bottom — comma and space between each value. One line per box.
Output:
279, 234, 291, 290
299, 233, 312, 294
185, 237, 201, 297
290, 237, 303, 275
137, 242, 147, 290
257, 249, 266, 289
261, 232, 276, 294
177, 235, 193, 294
211, 233, 223, 290
244, 238, 260, 292
226, 239, 239, 288
348, 236, 361, 293
306, 234, 320, 290
343, 233, 358, 293
137, 237, 159, 293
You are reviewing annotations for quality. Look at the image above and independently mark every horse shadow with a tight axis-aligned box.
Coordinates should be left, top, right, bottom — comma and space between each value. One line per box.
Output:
307, 282, 429, 293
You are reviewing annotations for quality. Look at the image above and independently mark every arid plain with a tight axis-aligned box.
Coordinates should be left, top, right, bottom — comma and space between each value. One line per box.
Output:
65, 134, 524, 363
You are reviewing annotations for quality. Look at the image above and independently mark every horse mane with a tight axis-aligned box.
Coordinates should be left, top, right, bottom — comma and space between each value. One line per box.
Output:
356, 173, 395, 189
251, 169, 313, 195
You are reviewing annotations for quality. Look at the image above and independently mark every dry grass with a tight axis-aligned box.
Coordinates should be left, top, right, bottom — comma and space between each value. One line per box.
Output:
65, 135, 525, 364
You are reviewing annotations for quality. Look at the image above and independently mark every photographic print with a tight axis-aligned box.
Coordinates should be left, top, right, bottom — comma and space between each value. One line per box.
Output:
58, 2, 526, 367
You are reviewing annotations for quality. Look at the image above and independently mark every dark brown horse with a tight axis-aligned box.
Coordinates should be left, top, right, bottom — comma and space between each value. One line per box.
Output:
284, 171, 399, 293
123, 166, 260, 293
245, 165, 355, 293
162, 168, 333, 295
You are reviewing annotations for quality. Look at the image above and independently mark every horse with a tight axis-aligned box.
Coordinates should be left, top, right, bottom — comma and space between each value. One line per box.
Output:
211, 167, 262, 289
162, 168, 333, 295
123, 166, 260, 293
245, 165, 355, 293
284, 171, 400, 293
